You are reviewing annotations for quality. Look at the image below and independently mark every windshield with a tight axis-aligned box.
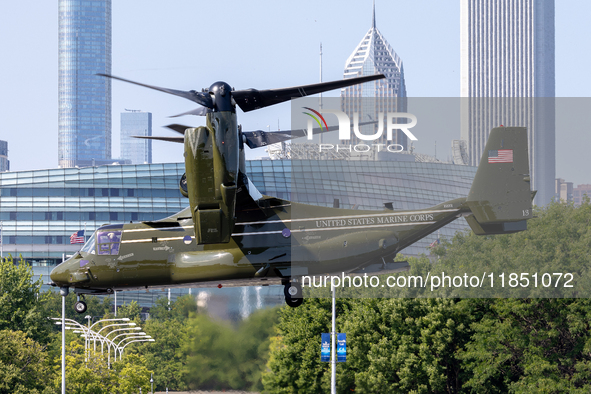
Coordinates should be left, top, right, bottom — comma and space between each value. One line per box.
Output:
80, 232, 97, 254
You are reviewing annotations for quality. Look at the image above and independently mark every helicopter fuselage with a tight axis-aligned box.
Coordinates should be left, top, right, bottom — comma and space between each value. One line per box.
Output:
49, 197, 468, 293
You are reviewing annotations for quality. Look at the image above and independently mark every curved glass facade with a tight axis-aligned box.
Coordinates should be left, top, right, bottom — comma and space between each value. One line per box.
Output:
0, 164, 184, 265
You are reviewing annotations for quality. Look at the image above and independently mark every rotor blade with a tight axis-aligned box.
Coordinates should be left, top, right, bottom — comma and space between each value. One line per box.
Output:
164, 124, 191, 135
97, 73, 214, 109
133, 136, 184, 143
169, 106, 210, 117
242, 120, 377, 149
232, 74, 386, 113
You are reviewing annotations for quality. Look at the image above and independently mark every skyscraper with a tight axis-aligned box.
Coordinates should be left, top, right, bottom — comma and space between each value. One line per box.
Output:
120, 111, 152, 165
58, 0, 112, 168
460, 0, 555, 205
340, 3, 408, 148
0, 140, 9, 172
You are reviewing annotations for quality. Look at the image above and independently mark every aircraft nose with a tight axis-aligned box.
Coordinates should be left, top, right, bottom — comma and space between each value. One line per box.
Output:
50, 263, 70, 286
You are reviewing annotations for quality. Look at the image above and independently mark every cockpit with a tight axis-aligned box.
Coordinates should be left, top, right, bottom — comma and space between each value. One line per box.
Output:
79, 226, 122, 256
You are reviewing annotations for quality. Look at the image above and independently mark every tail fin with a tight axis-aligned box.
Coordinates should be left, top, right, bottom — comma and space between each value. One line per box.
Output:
465, 126, 534, 235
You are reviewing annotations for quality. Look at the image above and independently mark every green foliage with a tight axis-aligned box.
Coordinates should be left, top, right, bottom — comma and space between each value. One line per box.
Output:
183, 308, 280, 391
117, 300, 142, 321
148, 294, 197, 321
264, 298, 472, 393
47, 339, 153, 394
429, 200, 591, 298
0, 255, 50, 342
0, 329, 53, 394
460, 298, 591, 393
127, 318, 188, 391
263, 298, 333, 393
112, 354, 152, 394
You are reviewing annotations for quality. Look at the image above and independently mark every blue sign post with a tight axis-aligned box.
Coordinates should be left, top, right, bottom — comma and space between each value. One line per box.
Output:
322, 333, 346, 362
337, 333, 347, 362
321, 333, 331, 362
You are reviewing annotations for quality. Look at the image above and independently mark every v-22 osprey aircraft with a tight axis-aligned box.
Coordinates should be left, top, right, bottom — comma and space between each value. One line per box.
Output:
50, 73, 535, 310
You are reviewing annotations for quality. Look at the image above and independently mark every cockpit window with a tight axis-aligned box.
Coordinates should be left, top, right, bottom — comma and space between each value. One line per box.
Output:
97, 230, 122, 256
81, 233, 97, 255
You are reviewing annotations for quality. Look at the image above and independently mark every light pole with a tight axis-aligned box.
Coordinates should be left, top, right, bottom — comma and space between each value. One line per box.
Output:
150, 373, 154, 394
53, 318, 124, 369
96, 322, 136, 353
118, 338, 155, 360
59, 286, 68, 394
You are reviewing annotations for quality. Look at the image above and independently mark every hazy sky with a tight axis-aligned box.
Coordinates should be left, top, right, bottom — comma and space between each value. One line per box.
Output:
0, 1, 589, 184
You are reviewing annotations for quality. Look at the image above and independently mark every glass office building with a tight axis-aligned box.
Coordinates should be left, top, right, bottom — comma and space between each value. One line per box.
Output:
0, 164, 184, 266
120, 111, 152, 164
58, 0, 112, 168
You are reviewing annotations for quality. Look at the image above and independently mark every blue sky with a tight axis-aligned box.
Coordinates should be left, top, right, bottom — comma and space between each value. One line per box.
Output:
0, 1, 589, 184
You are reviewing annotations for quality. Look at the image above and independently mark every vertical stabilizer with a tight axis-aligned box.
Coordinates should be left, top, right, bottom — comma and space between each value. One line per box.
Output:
465, 127, 533, 234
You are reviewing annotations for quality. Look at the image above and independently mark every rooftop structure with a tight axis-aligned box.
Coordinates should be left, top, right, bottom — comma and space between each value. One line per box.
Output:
341, 2, 407, 148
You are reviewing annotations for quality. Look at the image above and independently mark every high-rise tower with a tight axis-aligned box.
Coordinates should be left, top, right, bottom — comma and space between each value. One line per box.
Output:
58, 0, 112, 168
341, 2, 407, 148
120, 110, 152, 165
460, 0, 555, 205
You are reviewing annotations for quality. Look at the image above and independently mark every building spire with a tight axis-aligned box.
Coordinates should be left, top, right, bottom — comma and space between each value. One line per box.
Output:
372, 0, 376, 29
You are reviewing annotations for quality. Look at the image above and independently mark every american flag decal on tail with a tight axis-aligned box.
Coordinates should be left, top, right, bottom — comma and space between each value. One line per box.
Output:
488, 149, 513, 163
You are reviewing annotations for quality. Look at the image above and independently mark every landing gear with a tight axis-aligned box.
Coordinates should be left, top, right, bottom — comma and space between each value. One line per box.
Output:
74, 294, 87, 314
74, 301, 87, 314
283, 281, 303, 308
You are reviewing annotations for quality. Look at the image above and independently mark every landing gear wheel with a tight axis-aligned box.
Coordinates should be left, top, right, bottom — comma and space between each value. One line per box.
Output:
74, 300, 87, 314
285, 296, 303, 308
284, 282, 303, 308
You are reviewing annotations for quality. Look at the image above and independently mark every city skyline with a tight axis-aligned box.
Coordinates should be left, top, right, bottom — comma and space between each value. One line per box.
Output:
1, 1, 590, 185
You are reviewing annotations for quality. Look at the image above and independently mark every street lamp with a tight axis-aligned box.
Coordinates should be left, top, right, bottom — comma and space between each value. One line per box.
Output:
118, 338, 155, 360
95, 321, 136, 353
116, 335, 153, 360
150, 373, 154, 394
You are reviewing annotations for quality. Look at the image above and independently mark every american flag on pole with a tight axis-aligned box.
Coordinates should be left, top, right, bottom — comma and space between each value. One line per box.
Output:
488, 149, 513, 163
70, 230, 85, 244
429, 239, 440, 248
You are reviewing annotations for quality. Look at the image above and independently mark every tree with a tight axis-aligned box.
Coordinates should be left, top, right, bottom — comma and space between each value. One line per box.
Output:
460, 298, 591, 393
128, 318, 188, 391
263, 298, 334, 393
112, 354, 152, 394
263, 298, 473, 393
0, 255, 50, 342
182, 308, 280, 391
0, 329, 53, 394
148, 294, 197, 321
117, 300, 142, 321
